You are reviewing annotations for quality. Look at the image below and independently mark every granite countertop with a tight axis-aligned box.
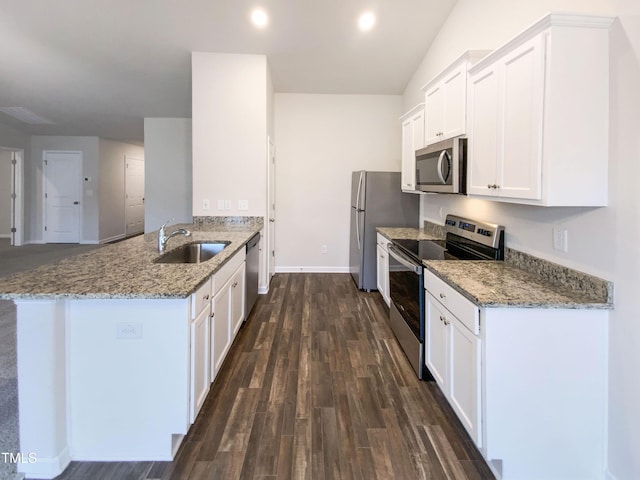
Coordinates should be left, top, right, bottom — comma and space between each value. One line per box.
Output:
0, 223, 262, 300
424, 260, 611, 309
377, 226, 611, 310
376, 227, 441, 241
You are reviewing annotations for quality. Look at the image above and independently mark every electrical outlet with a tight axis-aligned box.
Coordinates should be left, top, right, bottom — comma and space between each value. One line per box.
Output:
202, 199, 210, 210
552, 228, 569, 252
238, 200, 249, 210
116, 322, 143, 339
217, 200, 225, 210
321, 245, 328, 254
224, 200, 232, 210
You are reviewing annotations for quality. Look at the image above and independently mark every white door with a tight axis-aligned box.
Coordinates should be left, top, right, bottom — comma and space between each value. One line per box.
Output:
43, 151, 82, 243
267, 138, 276, 282
0, 151, 11, 240
125, 156, 145, 236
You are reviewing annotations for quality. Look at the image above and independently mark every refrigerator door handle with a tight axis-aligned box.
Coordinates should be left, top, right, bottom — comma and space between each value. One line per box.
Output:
356, 171, 364, 210
355, 210, 361, 250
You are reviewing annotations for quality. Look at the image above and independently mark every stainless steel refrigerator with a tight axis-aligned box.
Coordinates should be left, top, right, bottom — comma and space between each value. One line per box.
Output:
350, 171, 419, 290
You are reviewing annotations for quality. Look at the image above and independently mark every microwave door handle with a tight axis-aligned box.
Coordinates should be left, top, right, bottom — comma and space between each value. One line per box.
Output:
437, 150, 449, 184
388, 244, 422, 275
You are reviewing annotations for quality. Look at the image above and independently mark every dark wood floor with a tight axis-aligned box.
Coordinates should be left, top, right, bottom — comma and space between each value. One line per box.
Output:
54, 273, 494, 480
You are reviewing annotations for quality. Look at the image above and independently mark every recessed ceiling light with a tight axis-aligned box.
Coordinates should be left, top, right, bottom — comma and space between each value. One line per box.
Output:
251, 8, 269, 28
358, 11, 376, 31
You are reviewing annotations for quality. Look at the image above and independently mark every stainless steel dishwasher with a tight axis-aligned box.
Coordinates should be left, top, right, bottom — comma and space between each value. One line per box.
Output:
245, 232, 260, 319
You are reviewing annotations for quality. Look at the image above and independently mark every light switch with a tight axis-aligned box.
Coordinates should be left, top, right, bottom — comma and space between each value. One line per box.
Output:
224, 200, 232, 210
238, 200, 249, 210
217, 200, 225, 210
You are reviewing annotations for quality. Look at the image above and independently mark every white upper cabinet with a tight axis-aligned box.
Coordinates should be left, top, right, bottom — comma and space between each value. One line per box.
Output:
422, 51, 489, 146
467, 13, 614, 206
400, 104, 425, 192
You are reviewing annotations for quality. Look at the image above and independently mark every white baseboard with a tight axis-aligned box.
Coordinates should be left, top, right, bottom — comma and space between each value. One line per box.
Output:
98, 233, 125, 244
0, 233, 10, 238
258, 286, 269, 294
26, 239, 45, 245
80, 240, 100, 245
276, 266, 350, 273
17, 445, 70, 479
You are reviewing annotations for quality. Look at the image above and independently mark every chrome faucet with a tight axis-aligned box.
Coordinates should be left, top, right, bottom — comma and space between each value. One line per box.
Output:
158, 220, 191, 252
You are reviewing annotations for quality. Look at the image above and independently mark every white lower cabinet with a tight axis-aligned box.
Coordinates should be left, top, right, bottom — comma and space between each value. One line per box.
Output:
425, 291, 481, 446
230, 264, 245, 337
190, 302, 210, 423
209, 249, 246, 383
189, 277, 212, 423
211, 284, 230, 378
376, 233, 391, 306
425, 269, 609, 479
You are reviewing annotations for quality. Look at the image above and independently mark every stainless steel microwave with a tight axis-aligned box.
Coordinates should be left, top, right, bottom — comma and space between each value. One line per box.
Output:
415, 136, 467, 194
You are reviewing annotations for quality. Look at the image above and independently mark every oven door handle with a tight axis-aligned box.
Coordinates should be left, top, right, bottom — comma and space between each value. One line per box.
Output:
388, 244, 423, 275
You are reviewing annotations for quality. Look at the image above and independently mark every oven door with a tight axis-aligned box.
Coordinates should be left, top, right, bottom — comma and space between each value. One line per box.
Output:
387, 244, 426, 378
387, 244, 423, 339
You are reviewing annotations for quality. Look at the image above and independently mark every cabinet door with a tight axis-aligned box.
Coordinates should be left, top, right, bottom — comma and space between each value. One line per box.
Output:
211, 287, 230, 382
441, 63, 467, 140
190, 303, 210, 423
230, 264, 245, 337
424, 84, 444, 145
498, 35, 544, 200
376, 244, 389, 306
449, 317, 481, 446
467, 64, 500, 196
425, 293, 449, 388
401, 110, 424, 191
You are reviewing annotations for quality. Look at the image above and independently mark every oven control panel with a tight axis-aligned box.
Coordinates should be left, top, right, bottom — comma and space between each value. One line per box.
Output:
444, 214, 504, 249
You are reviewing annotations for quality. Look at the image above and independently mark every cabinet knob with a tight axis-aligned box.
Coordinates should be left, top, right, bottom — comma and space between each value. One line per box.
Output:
439, 293, 446, 299
203, 294, 210, 301
232, 282, 238, 288
439, 315, 445, 322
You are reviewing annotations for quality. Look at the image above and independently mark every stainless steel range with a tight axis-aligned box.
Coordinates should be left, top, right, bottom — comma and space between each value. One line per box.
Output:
387, 214, 505, 379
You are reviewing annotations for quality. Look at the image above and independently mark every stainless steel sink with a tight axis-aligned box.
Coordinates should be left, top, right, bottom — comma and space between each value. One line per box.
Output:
153, 241, 231, 264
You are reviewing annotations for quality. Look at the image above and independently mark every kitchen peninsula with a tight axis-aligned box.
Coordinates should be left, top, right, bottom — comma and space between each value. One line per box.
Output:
0, 218, 262, 480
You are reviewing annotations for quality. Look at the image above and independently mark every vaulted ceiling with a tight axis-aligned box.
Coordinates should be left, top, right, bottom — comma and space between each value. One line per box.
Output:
0, 0, 456, 144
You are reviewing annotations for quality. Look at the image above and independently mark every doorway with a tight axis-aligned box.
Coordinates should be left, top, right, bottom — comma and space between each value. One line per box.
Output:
43, 151, 82, 243
267, 137, 276, 283
0, 147, 24, 246
124, 156, 145, 236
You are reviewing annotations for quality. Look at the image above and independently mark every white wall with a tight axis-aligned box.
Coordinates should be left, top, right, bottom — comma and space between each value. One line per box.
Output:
98, 139, 144, 242
274, 94, 403, 271
0, 150, 12, 236
143, 118, 192, 232
404, 1, 640, 478
30, 136, 99, 242
30, 136, 143, 243
191, 52, 268, 218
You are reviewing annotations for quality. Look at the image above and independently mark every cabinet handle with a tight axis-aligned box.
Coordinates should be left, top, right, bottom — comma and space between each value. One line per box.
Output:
210, 312, 214, 318
439, 315, 445, 323
203, 294, 210, 301
439, 293, 446, 299
232, 282, 238, 288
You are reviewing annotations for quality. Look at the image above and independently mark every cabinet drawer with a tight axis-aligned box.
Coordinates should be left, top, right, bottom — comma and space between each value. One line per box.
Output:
212, 249, 246, 293
191, 277, 212, 319
424, 270, 479, 334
